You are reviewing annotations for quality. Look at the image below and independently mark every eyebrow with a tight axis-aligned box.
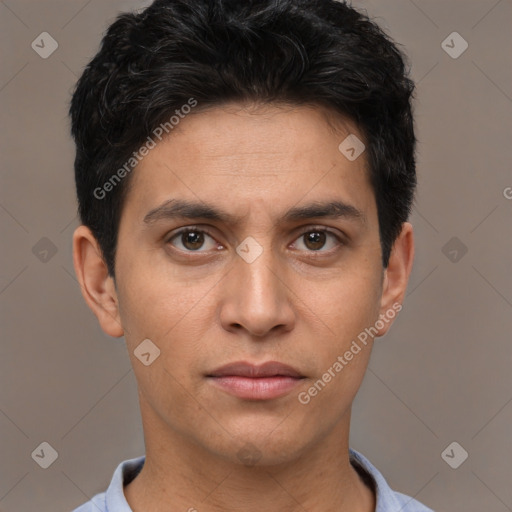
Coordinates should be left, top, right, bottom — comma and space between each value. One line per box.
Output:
142, 198, 366, 226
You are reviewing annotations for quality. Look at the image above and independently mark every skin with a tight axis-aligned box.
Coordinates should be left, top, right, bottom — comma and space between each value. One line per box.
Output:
73, 102, 414, 512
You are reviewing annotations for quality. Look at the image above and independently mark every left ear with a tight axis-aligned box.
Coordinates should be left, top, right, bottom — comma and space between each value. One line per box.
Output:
375, 222, 414, 337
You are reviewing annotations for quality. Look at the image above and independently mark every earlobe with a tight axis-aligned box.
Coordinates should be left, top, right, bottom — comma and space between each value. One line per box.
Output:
72, 225, 124, 338
376, 222, 414, 337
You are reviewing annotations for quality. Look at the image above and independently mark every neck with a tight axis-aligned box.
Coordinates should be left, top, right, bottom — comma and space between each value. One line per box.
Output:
125, 402, 375, 512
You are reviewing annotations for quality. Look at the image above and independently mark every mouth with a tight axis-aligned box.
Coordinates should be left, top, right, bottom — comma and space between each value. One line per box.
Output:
206, 361, 306, 401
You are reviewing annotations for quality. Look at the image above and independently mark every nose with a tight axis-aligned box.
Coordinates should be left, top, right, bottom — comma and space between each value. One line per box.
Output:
218, 242, 296, 338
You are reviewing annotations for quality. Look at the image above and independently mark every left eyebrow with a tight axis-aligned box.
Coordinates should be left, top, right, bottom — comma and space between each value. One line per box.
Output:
142, 198, 366, 226
283, 200, 366, 224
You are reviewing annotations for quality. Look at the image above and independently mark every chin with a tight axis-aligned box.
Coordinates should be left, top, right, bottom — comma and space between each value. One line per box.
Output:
216, 427, 310, 468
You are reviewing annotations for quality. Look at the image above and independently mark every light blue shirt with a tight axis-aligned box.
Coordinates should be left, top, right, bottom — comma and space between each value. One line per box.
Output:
73, 448, 434, 511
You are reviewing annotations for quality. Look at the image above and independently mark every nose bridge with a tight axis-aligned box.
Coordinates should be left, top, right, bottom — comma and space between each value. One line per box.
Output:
219, 235, 294, 336
236, 236, 282, 308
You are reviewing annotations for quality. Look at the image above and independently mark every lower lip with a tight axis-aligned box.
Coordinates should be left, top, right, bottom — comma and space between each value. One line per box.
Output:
208, 376, 303, 400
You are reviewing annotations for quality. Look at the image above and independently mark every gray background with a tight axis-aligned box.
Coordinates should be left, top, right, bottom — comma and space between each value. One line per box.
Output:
1, 0, 511, 510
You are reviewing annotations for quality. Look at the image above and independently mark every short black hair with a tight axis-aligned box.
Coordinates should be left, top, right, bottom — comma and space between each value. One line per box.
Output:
69, 0, 416, 277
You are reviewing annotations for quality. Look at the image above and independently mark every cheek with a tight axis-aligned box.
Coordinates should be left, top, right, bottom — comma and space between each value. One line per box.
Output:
296, 278, 380, 425
116, 254, 210, 340
117, 271, 211, 408
115, 259, 218, 392
304, 263, 382, 338
295, 262, 382, 398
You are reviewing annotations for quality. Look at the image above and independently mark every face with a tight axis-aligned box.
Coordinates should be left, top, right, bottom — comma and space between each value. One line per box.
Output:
78, 102, 408, 466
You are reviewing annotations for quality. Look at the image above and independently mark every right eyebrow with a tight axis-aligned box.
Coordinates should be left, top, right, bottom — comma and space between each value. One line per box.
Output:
143, 199, 240, 226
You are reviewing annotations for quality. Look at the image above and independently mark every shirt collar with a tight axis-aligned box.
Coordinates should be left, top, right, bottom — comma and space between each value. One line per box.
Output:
348, 448, 412, 511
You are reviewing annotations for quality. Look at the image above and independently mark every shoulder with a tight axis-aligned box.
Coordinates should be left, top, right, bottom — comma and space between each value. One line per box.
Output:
349, 448, 435, 512
72, 492, 107, 512
71, 455, 145, 512
394, 491, 435, 511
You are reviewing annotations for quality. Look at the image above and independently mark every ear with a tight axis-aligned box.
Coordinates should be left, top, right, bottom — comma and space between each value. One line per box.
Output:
375, 222, 414, 337
72, 225, 124, 338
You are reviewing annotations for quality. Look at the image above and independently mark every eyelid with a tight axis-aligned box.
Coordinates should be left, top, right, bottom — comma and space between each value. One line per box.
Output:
294, 224, 345, 239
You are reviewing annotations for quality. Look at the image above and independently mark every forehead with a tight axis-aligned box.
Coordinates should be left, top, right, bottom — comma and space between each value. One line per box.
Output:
121, 102, 375, 224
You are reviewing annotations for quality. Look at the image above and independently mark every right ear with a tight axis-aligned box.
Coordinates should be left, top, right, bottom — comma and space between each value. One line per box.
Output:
72, 225, 124, 338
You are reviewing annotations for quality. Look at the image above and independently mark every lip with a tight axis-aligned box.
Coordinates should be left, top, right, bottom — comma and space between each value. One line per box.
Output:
207, 361, 305, 400
208, 361, 304, 378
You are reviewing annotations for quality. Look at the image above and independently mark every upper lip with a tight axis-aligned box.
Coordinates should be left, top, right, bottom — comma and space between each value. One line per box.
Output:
207, 361, 304, 378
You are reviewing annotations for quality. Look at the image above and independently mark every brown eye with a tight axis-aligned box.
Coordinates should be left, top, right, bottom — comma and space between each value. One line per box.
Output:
293, 229, 342, 253
167, 229, 218, 252
181, 231, 205, 250
304, 231, 327, 251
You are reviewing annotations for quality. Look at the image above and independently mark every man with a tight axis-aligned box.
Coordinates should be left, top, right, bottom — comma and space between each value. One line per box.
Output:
70, 0, 433, 510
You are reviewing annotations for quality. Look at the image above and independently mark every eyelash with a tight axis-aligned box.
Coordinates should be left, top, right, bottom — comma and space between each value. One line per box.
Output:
165, 225, 345, 256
